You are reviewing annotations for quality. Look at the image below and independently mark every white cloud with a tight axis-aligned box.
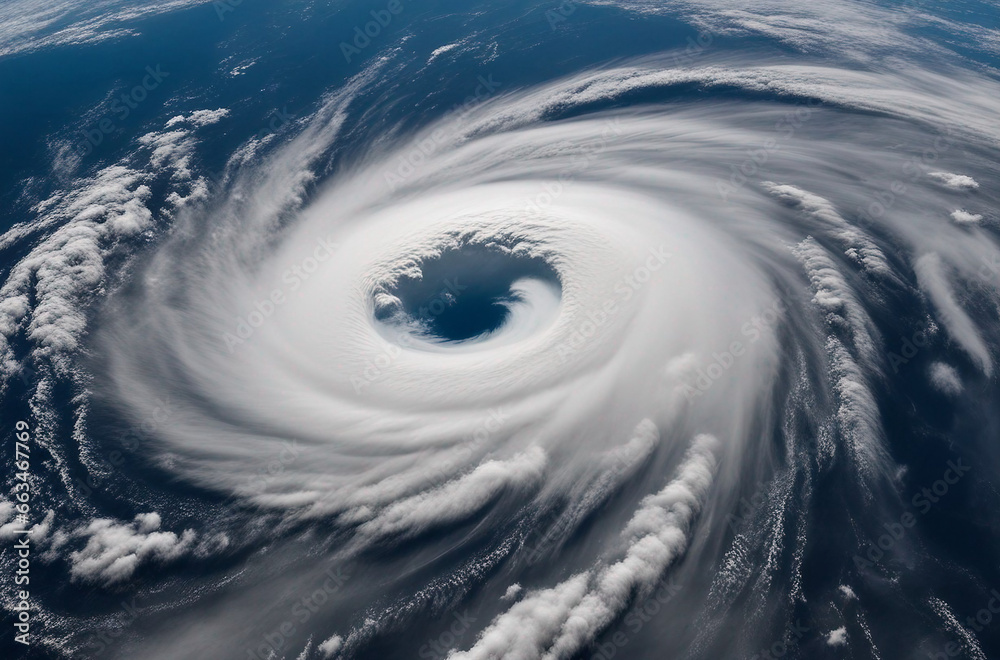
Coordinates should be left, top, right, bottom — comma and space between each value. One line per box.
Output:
929, 362, 963, 396
318, 634, 343, 658
0, 500, 55, 543
448, 573, 591, 660
352, 447, 547, 543
139, 129, 198, 180
827, 336, 888, 488
68, 512, 196, 585
950, 209, 983, 225
165, 108, 230, 128
766, 183, 890, 275
826, 626, 847, 646
0, 165, 152, 380
449, 434, 719, 660
0, 0, 213, 59
792, 237, 881, 365
929, 172, 980, 191
587, 0, 929, 61
501, 584, 523, 601
915, 252, 993, 377
428, 42, 463, 63
227, 58, 258, 77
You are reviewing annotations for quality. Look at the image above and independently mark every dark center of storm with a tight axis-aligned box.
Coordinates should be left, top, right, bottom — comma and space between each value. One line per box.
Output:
376, 246, 561, 342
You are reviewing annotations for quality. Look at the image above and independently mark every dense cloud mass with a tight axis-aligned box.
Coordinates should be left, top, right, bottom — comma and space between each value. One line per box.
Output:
1, 0, 1000, 659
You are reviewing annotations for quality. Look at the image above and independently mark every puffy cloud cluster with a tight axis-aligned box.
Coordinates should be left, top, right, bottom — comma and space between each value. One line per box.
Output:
950, 209, 983, 225
140, 109, 230, 182
68, 512, 196, 586
929, 172, 980, 191
0, 165, 151, 381
449, 435, 719, 660
165, 108, 231, 128
826, 626, 848, 646
0, 108, 230, 387
928, 361, 963, 396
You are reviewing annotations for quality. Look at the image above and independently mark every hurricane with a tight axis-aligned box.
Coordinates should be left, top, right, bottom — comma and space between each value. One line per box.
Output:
2, 1, 1000, 659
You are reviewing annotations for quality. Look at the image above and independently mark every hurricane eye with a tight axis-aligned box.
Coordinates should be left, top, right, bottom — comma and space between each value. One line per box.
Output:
374, 245, 562, 344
